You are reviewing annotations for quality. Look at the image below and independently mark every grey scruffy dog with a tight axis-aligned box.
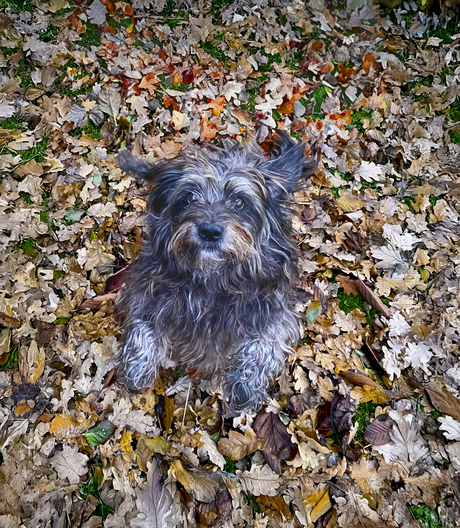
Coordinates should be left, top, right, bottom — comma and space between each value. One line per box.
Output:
115, 132, 317, 412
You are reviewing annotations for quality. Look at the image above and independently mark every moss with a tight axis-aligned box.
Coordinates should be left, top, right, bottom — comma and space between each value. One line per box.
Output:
337, 288, 366, 314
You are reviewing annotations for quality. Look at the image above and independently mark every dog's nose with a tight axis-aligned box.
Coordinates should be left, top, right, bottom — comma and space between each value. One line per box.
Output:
198, 223, 223, 242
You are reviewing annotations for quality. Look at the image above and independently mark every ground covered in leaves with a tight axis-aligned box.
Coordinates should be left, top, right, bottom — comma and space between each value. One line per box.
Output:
0, 0, 460, 526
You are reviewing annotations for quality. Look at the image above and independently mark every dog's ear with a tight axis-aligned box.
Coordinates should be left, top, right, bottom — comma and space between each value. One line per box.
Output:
264, 131, 318, 194
117, 150, 156, 181
117, 150, 185, 213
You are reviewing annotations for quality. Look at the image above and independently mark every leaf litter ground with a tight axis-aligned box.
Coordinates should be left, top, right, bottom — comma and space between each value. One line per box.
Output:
0, 0, 460, 527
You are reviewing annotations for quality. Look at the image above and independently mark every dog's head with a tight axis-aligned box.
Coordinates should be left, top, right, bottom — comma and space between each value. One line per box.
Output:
118, 132, 318, 275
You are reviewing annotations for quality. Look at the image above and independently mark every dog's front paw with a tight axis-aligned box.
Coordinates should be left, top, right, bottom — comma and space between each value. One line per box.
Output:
226, 377, 266, 412
116, 320, 164, 391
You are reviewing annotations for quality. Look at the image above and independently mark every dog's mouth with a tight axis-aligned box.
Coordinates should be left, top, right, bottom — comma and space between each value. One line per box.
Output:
168, 220, 254, 271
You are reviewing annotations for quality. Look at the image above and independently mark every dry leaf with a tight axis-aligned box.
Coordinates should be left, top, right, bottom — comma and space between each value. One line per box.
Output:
218, 428, 267, 461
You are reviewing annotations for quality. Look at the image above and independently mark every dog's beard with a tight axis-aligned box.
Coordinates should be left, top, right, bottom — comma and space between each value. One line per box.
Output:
168, 221, 254, 272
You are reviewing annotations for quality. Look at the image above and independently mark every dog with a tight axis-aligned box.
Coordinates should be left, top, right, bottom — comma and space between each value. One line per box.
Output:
115, 132, 317, 411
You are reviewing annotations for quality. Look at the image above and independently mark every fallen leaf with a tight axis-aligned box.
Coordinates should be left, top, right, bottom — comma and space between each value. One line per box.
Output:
218, 428, 267, 461
253, 410, 297, 474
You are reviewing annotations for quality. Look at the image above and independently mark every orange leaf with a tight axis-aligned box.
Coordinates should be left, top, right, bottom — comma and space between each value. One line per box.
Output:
138, 72, 159, 96
278, 100, 293, 114
206, 96, 226, 116
200, 114, 218, 140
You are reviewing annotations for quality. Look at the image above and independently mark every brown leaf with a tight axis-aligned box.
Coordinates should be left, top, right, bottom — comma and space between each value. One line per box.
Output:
355, 278, 390, 317
218, 429, 267, 461
0, 312, 20, 328
364, 418, 392, 446
80, 292, 117, 310
337, 275, 361, 296
257, 495, 292, 520
253, 410, 297, 474
426, 385, 460, 422
344, 228, 369, 251
304, 488, 332, 523
317, 393, 355, 440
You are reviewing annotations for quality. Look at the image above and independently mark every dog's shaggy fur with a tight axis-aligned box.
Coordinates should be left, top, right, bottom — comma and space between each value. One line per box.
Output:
115, 132, 317, 411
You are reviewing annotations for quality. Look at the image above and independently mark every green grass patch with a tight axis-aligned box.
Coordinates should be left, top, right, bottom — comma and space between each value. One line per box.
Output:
14, 58, 33, 88
19, 191, 33, 204
424, 15, 459, 44
0, 0, 32, 12
416, 75, 433, 87
39, 24, 59, 42
240, 75, 268, 113
301, 85, 330, 119
0, 115, 27, 130
408, 504, 441, 528
20, 136, 50, 163
107, 16, 132, 30
78, 23, 102, 49
447, 98, 460, 122
2, 46, 20, 56
352, 402, 378, 443
71, 122, 102, 140
223, 455, 237, 473
243, 491, 263, 514
449, 130, 460, 144
199, 40, 229, 63
348, 108, 373, 134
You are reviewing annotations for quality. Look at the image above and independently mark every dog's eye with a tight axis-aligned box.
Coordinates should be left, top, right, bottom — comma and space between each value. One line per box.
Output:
233, 197, 244, 209
187, 192, 199, 204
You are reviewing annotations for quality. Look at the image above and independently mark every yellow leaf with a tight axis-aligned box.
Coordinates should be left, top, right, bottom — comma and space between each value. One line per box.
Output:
164, 396, 175, 434
50, 415, 77, 435
351, 385, 389, 404
169, 460, 218, 502
336, 192, 365, 213
144, 436, 172, 454
304, 488, 332, 522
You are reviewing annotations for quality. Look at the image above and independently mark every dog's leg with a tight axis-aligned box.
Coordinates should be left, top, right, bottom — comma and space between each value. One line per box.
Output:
116, 319, 168, 391
225, 338, 292, 411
